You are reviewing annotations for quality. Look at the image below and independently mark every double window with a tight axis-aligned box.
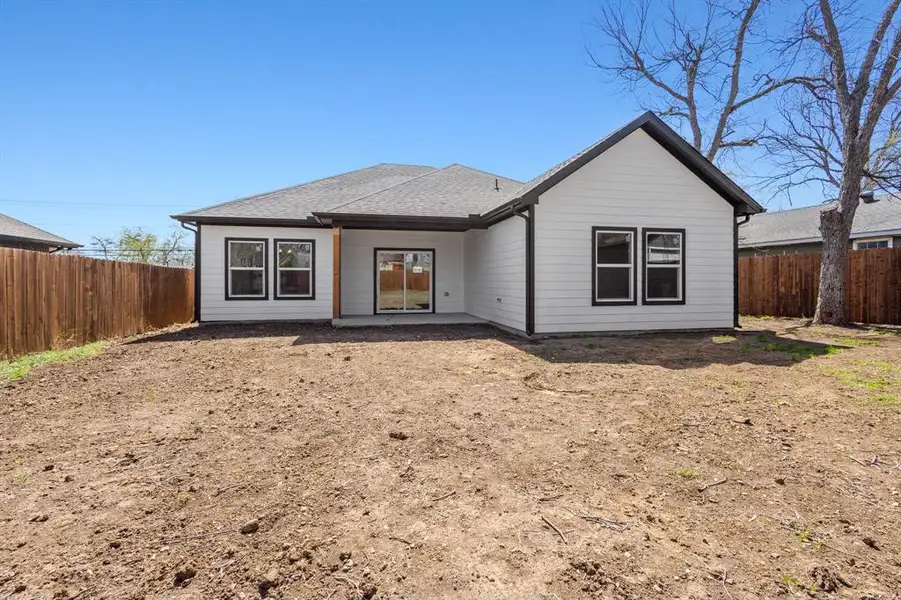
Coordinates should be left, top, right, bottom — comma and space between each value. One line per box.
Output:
591, 227, 685, 305
225, 238, 316, 300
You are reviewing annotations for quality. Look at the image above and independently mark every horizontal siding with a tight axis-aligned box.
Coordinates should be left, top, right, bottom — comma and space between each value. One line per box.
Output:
464, 217, 526, 332
340, 229, 465, 315
200, 225, 333, 322
535, 128, 735, 334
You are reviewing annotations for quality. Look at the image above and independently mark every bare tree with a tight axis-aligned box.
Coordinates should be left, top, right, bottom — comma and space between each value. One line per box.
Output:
763, 0, 901, 324
588, 0, 810, 162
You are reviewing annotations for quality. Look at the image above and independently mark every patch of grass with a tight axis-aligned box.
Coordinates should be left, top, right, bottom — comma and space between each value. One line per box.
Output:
672, 467, 699, 479
824, 359, 901, 404
712, 334, 736, 343
872, 393, 900, 405
0, 342, 106, 380
584, 342, 597, 350
832, 336, 881, 347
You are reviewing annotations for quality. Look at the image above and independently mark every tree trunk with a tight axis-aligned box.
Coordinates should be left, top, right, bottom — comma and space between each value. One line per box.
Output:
813, 197, 856, 325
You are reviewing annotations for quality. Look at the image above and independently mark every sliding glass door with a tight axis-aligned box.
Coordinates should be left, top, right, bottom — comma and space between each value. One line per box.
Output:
376, 250, 433, 313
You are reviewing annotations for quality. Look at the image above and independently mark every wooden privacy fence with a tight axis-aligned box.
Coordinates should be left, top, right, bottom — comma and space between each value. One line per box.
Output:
739, 246, 901, 325
378, 270, 431, 291
0, 248, 195, 358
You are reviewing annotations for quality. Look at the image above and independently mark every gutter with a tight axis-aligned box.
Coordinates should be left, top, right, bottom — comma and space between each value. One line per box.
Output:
514, 205, 535, 336
180, 221, 201, 322
734, 214, 752, 328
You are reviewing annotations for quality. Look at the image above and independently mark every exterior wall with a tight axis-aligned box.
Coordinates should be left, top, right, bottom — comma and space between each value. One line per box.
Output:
199, 224, 333, 322
739, 242, 822, 258
463, 216, 526, 332
534, 128, 735, 333
739, 235, 901, 257
340, 229, 465, 315
0, 240, 53, 252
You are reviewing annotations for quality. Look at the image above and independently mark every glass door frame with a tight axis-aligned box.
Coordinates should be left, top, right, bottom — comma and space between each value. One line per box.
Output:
373, 248, 435, 314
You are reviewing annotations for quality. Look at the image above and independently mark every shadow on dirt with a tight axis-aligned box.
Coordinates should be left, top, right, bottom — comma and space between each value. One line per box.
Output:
127, 322, 838, 369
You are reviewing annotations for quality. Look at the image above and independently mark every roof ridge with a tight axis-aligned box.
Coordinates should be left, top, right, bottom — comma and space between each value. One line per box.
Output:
179, 164, 435, 217
320, 164, 456, 213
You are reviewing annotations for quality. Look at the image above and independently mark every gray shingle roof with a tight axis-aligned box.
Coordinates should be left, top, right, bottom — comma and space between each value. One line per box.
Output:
0, 213, 80, 249
738, 198, 901, 248
322, 164, 523, 218
173, 112, 762, 224
175, 163, 436, 220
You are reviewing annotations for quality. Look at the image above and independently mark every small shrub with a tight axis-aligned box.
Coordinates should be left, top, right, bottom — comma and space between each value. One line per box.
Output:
673, 467, 699, 479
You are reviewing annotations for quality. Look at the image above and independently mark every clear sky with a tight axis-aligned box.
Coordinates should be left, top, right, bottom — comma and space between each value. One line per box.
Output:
1, 0, 810, 249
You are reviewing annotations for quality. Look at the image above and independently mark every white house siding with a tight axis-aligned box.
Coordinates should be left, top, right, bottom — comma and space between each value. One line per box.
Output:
463, 217, 526, 332
199, 224, 333, 322
534, 128, 735, 333
340, 229, 465, 315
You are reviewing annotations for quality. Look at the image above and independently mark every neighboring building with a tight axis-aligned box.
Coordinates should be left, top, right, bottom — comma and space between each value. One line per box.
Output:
0, 213, 81, 252
172, 112, 763, 335
738, 199, 901, 257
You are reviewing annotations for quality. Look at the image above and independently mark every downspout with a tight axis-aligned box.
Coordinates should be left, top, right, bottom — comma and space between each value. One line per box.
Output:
181, 221, 201, 323
734, 214, 751, 328
514, 205, 535, 336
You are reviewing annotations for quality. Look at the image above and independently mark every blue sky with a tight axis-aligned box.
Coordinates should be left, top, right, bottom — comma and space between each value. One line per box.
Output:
1, 0, 808, 248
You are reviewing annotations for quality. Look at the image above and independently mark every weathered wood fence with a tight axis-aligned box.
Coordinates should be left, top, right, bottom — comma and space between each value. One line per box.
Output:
739, 247, 901, 325
0, 248, 195, 358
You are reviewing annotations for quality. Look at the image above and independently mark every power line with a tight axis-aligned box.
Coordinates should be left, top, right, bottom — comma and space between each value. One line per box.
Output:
0, 198, 190, 209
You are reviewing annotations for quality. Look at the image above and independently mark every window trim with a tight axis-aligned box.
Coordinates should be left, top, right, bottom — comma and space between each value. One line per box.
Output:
225, 237, 269, 300
274, 238, 316, 300
591, 226, 638, 306
642, 228, 686, 305
852, 237, 893, 250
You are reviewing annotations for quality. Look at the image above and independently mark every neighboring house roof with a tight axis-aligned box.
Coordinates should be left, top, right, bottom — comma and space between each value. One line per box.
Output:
0, 213, 81, 249
173, 111, 763, 226
738, 198, 901, 248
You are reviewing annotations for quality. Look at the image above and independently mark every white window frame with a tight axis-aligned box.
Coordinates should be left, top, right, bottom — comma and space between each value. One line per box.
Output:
275, 240, 315, 299
852, 237, 893, 250
592, 227, 636, 305
643, 229, 684, 304
226, 238, 267, 300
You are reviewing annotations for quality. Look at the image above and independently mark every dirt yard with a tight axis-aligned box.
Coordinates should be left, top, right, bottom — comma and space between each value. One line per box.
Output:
2, 318, 900, 599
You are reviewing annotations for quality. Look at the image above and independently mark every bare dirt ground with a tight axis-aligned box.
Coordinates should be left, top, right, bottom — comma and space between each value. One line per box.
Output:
2, 318, 900, 600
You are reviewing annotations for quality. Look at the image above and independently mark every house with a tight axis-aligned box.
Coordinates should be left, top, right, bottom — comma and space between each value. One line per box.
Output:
738, 198, 901, 257
0, 213, 81, 252
172, 112, 763, 336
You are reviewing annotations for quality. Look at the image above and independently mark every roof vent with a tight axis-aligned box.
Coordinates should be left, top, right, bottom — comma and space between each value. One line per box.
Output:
860, 190, 879, 204
494, 178, 500, 192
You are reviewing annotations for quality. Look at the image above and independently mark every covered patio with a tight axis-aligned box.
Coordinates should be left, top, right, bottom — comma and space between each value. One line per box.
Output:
332, 312, 487, 328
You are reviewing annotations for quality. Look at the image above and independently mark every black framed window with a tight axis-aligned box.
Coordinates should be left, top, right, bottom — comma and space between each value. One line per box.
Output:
643, 229, 685, 304
275, 239, 315, 299
591, 227, 637, 305
226, 238, 267, 299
